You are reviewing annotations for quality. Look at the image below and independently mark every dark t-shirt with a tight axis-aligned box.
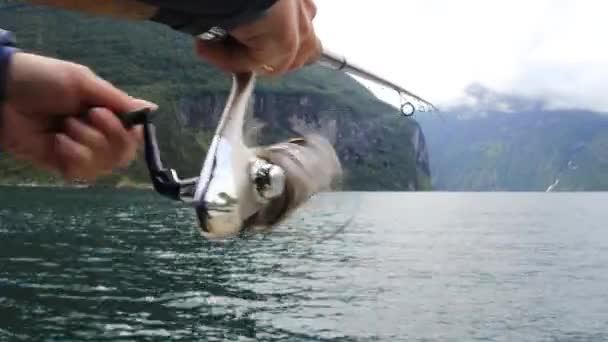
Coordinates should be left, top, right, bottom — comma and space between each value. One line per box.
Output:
140, 0, 279, 35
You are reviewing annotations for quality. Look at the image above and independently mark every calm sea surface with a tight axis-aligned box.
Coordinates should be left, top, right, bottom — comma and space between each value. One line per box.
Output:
1, 187, 608, 341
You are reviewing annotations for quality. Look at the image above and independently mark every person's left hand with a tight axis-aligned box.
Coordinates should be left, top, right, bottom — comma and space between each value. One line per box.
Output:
1, 52, 156, 183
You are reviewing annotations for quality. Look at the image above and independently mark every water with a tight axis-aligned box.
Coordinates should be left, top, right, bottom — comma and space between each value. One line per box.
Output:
1, 187, 608, 341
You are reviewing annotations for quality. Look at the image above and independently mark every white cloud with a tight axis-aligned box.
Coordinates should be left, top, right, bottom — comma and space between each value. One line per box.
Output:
314, 0, 608, 112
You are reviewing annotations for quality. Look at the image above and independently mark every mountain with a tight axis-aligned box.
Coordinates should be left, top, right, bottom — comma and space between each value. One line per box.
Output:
418, 85, 608, 191
0, 1, 431, 191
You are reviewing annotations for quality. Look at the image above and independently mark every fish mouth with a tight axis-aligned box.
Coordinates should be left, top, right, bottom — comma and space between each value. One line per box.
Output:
189, 73, 259, 239
195, 204, 209, 234
194, 200, 246, 239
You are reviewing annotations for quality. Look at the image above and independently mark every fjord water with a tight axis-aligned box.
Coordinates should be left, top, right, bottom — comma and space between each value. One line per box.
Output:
1, 188, 608, 341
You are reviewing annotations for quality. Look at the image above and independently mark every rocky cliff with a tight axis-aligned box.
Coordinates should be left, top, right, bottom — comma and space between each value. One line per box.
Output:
170, 90, 432, 190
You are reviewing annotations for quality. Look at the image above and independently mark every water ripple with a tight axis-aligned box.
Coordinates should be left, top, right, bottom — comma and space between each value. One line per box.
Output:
2, 189, 608, 341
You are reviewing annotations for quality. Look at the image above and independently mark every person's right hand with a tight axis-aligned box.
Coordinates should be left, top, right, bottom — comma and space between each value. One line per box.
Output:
196, 0, 322, 76
0, 52, 157, 183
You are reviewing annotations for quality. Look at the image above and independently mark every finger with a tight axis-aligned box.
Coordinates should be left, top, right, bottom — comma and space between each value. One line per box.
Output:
74, 65, 158, 114
5, 135, 57, 169
29, 158, 60, 174
308, 34, 324, 65
0, 108, 60, 170
10, 144, 59, 174
129, 98, 159, 113
256, 31, 300, 75
130, 125, 144, 145
197, 37, 296, 75
88, 108, 137, 167
55, 133, 96, 182
268, 50, 298, 75
252, 45, 298, 76
264, 0, 316, 75
288, 33, 322, 72
64, 117, 111, 157
124, 98, 158, 139
195, 39, 261, 73
302, 0, 318, 19
288, 0, 322, 72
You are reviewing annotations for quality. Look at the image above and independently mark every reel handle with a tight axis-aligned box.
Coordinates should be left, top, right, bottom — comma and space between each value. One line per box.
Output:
114, 108, 152, 128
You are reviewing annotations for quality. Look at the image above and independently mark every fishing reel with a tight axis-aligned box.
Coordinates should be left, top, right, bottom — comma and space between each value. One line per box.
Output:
122, 72, 342, 239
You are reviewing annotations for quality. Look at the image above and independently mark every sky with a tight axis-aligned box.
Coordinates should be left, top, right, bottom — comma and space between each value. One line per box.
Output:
314, 0, 608, 112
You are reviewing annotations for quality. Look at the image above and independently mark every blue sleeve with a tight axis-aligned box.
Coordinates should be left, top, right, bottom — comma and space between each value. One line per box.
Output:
1, 29, 18, 150
0, 29, 17, 105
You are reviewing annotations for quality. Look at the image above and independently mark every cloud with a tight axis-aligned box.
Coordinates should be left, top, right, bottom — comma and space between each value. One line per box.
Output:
314, 0, 608, 112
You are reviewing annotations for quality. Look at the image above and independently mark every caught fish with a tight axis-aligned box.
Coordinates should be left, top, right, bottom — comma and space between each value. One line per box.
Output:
245, 133, 342, 233
121, 72, 341, 239
191, 72, 342, 238
114, 27, 436, 240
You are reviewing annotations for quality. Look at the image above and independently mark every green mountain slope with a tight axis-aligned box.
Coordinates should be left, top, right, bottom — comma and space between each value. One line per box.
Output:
419, 109, 608, 191
0, 1, 431, 190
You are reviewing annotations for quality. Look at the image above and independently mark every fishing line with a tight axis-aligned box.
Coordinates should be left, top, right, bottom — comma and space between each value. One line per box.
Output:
274, 193, 361, 256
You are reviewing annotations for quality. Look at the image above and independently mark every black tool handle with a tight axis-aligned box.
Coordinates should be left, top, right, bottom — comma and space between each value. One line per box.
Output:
51, 108, 152, 134
114, 107, 183, 200
115, 108, 153, 129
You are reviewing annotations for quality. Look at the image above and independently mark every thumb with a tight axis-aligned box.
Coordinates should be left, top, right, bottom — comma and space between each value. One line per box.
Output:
129, 98, 159, 112
195, 39, 261, 73
76, 67, 157, 113
127, 98, 156, 143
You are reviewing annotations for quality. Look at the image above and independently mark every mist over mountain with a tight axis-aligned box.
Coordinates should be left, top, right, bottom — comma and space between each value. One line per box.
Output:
418, 84, 608, 191
446, 83, 545, 116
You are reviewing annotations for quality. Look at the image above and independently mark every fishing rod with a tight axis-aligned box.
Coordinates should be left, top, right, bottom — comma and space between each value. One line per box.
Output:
318, 50, 438, 116
199, 28, 438, 117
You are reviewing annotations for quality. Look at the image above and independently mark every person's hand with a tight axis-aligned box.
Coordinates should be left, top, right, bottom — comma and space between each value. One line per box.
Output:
0, 52, 157, 183
196, 0, 321, 76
